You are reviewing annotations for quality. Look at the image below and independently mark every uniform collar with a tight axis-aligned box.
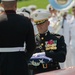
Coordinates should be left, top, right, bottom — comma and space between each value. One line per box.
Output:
40, 30, 49, 36
5, 10, 16, 14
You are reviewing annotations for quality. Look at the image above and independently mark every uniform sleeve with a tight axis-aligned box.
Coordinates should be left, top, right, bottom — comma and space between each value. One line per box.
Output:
25, 19, 36, 61
46, 36, 67, 62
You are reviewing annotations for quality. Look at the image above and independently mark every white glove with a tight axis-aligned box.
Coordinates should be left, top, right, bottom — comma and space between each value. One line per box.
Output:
32, 52, 45, 57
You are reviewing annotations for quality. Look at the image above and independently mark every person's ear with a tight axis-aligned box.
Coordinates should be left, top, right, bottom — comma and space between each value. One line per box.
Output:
0, 3, 4, 8
48, 20, 50, 26
14, 2, 17, 10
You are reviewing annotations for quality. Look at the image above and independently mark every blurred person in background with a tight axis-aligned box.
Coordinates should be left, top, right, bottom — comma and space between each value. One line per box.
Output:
46, 4, 63, 34
65, 4, 75, 67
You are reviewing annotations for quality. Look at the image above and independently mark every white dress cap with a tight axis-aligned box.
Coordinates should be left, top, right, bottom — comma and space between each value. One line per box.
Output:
30, 9, 51, 22
28, 5, 37, 9
16, 11, 30, 18
20, 7, 32, 14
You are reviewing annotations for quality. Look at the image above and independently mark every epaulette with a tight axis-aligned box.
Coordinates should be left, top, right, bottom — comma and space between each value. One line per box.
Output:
55, 35, 62, 38
50, 32, 63, 39
55, 34, 63, 39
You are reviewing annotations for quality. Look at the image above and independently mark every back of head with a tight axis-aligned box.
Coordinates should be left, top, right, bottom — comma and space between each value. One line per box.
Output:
1, 0, 17, 10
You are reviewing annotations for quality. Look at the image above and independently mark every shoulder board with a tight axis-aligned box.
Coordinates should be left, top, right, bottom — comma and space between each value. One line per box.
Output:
55, 35, 62, 38
50, 33, 63, 38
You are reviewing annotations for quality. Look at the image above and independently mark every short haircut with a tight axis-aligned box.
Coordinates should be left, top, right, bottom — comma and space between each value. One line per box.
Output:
2, 1, 17, 8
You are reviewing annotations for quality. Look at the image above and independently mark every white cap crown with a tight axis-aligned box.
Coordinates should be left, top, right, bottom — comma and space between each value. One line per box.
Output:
31, 9, 51, 21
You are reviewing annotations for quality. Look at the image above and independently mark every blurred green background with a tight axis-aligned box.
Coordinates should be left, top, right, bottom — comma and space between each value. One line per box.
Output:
17, 0, 72, 13
17, 0, 49, 9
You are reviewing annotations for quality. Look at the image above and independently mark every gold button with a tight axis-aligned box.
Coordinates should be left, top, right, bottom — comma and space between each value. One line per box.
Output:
41, 43, 44, 46
41, 37, 44, 40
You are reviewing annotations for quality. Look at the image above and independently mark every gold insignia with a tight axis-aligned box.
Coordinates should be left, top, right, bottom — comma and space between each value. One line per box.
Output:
42, 64, 48, 68
35, 19, 48, 25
